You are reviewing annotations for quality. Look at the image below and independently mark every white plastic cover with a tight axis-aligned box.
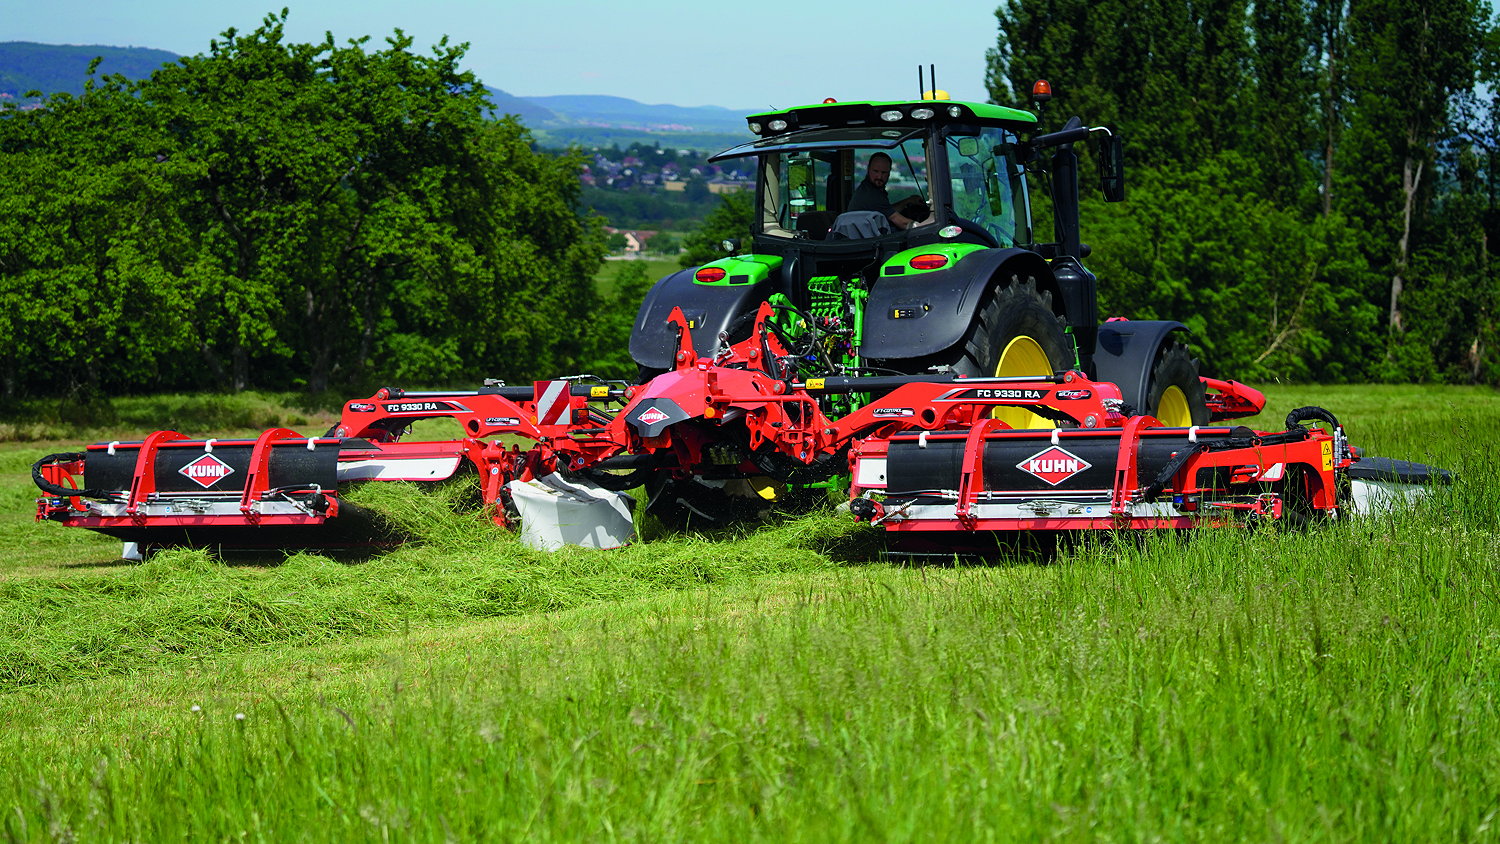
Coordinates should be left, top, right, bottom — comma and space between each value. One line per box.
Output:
1347, 478, 1434, 517
506, 472, 636, 551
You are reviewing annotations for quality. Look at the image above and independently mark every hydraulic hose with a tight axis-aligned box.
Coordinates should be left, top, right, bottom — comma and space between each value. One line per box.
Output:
1285, 406, 1341, 431
31, 453, 121, 501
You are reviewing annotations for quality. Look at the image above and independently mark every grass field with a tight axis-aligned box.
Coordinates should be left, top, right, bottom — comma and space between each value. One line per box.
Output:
596, 256, 681, 298
2, 384, 1498, 841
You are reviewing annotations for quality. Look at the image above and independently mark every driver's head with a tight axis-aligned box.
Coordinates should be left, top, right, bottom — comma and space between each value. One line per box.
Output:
866, 153, 892, 188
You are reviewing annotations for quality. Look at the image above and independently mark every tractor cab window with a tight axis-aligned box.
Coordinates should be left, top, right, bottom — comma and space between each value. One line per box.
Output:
759, 150, 843, 239
755, 132, 930, 240
944, 126, 1029, 247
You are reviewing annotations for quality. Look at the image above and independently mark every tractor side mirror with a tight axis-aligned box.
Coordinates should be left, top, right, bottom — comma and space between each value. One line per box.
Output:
1096, 128, 1125, 202
957, 137, 980, 157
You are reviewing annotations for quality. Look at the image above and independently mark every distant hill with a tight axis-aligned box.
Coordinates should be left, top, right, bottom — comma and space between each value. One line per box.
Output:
485, 87, 557, 124
0, 42, 179, 99
0, 42, 750, 149
524, 94, 749, 134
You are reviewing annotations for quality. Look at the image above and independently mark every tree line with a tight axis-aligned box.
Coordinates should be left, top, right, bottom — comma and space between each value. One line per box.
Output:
989, 0, 1499, 382
2, 4, 1495, 405
0, 13, 620, 402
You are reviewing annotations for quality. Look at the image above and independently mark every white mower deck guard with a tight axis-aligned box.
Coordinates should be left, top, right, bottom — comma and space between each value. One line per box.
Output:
507, 473, 636, 551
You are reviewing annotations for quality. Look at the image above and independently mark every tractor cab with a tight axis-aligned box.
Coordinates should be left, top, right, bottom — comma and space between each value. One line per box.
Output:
630, 93, 1126, 382
708, 98, 1040, 292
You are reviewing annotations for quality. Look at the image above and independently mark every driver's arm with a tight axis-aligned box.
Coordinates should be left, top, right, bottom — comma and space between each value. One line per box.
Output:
891, 196, 931, 229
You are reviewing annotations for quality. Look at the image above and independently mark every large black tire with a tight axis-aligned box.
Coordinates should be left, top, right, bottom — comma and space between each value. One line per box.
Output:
951, 276, 1073, 430
1144, 342, 1209, 426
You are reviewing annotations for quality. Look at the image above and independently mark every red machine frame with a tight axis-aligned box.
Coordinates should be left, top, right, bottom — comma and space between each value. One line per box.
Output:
36, 305, 1352, 547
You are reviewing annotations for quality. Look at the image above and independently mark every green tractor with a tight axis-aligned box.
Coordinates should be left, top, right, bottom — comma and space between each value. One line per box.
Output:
628, 89, 1207, 522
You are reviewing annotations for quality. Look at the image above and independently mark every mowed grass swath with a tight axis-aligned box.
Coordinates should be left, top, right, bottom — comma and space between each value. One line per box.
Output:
1, 383, 1498, 840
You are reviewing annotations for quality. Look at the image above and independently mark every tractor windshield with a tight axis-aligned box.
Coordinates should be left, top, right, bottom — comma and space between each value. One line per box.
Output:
941, 125, 1030, 248
752, 130, 930, 240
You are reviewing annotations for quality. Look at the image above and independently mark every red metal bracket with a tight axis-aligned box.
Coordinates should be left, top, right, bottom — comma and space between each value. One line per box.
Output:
1203, 377, 1267, 421
238, 428, 305, 521
1110, 415, 1152, 516
666, 306, 698, 371
955, 419, 1003, 530
126, 431, 190, 516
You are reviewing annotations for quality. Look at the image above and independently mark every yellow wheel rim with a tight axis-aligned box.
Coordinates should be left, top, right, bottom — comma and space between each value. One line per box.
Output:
993, 335, 1055, 430
1155, 385, 1193, 427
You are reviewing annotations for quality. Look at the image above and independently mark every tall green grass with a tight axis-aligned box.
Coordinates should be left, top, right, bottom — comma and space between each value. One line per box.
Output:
0, 478, 864, 690
4, 488, 1498, 841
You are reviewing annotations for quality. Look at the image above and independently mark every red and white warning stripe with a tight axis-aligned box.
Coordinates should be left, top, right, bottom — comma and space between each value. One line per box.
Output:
534, 380, 571, 426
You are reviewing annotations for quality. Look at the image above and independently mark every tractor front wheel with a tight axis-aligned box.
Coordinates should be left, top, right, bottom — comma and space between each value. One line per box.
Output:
1145, 342, 1209, 426
952, 276, 1074, 429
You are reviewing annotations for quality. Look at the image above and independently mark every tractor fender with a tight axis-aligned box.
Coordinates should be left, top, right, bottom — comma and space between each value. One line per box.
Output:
863, 248, 1057, 360
1093, 321, 1191, 414
629, 268, 771, 370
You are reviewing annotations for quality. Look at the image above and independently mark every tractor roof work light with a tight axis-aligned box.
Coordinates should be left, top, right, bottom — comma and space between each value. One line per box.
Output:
880, 110, 904, 122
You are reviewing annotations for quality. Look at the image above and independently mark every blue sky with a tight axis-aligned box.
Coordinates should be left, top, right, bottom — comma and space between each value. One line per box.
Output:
9, 1, 1004, 109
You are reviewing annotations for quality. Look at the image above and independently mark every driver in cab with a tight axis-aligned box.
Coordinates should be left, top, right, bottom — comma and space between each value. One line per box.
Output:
848, 152, 931, 230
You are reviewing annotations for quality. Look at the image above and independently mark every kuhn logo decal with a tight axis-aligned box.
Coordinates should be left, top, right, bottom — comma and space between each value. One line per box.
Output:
179, 453, 235, 489
1017, 446, 1093, 486
636, 407, 671, 426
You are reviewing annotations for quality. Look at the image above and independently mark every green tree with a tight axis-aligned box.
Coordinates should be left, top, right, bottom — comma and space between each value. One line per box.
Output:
1337, 0, 1491, 359
0, 11, 605, 398
1088, 155, 1381, 382
679, 191, 753, 268
578, 259, 657, 380
987, 0, 1254, 166
684, 176, 711, 202
987, 0, 1498, 384
0, 67, 196, 401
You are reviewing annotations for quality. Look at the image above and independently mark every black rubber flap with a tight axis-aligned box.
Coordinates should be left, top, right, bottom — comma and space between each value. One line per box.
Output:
85, 440, 339, 494
1347, 456, 1454, 485
886, 434, 1189, 494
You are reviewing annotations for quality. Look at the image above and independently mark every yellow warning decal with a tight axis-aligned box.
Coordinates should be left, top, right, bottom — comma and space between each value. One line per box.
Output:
1321, 440, 1333, 471
590, 385, 609, 398
806, 378, 825, 390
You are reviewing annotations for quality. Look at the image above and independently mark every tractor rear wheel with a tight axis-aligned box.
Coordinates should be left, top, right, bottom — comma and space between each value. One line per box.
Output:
1145, 342, 1209, 426
952, 276, 1074, 430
